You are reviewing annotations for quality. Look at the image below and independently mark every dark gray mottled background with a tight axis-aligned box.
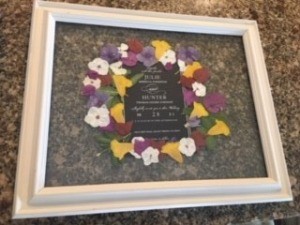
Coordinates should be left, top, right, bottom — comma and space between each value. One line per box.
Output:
45, 23, 266, 186
1, 0, 299, 224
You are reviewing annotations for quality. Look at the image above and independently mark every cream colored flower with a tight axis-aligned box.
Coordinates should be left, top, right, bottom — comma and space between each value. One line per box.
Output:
88, 58, 109, 75
141, 147, 160, 166
82, 76, 101, 89
192, 82, 206, 97
179, 138, 196, 157
84, 105, 110, 128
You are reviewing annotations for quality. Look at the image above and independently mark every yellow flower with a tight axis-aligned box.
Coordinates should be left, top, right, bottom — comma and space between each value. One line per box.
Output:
208, 119, 230, 136
112, 75, 133, 97
183, 62, 202, 78
190, 102, 209, 118
161, 142, 183, 163
110, 139, 133, 160
110, 103, 125, 123
151, 40, 171, 60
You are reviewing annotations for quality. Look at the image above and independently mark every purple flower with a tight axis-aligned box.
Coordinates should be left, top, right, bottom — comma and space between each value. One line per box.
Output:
203, 92, 227, 113
99, 117, 115, 132
165, 62, 173, 71
183, 88, 198, 106
122, 51, 138, 67
86, 70, 99, 79
177, 47, 200, 64
100, 44, 120, 63
82, 85, 96, 96
136, 46, 157, 67
134, 139, 151, 155
87, 92, 109, 108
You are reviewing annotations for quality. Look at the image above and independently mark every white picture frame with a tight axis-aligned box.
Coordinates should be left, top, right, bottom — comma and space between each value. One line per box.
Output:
13, 0, 292, 219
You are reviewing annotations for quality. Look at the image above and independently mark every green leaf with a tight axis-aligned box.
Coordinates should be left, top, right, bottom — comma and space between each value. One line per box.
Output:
213, 112, 229, 124
206, 136, 217, 150
130, 73, 144, 85
99, 86, 118, 96
197, 126, 207, 134
182, 107, 193, 116
201, 116, 216, 131
107, 95, 121, 108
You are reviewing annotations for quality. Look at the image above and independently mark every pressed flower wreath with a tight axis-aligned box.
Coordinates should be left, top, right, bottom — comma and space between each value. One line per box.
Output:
82, 39, 230, 166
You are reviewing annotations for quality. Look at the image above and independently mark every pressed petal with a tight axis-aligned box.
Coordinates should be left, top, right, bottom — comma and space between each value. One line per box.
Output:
183, 62, 202, 78
182, 88, 198, 106
112, 75, 133, 97
180, 76, 195, 89
128, 39, 143, 54
99, 75, 113, 86
179, 138, 196, 157
191, 130, 206, 148
193, 68, 210, 83
110, 139, 133, 160
203, 92, 227, 113
115, 121, 133, 136
192, 82, 206, 97
207, 119, 230, 136
110, 61, 127, 75
161, 142, 183, 163
190, 102, 209, 118
110, 103, 125, 123
151, 40, 171, 60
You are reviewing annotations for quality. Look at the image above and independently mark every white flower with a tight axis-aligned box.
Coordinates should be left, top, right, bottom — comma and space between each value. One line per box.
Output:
83, 76, 101, 89
110, 61, 127, 75
159, 50, 176, 66
88, 58, 109, 75
192, 82, 206, 97
141, 146, 160, 166
177, 59, 187, 72
84, 105, 110, 128
130, 137, 144, 159
179, 138, 196, 157
118, 43, 129, 58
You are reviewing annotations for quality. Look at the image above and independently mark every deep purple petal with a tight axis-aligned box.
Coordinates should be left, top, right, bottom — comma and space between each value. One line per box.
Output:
183, 88, 198, 106
203, 92, 227, 113
82, 85, 96, 96
134, 139, 151, 155
87, 70, 99, 79
99, 118, 115, 132
122, 51, 138, 67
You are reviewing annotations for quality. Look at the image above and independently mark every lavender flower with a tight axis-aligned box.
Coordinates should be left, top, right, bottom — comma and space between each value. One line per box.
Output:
136, 46, 157, 67
177, 47, 200, 64
87, 92, 109, 108
100, 44, 120, 63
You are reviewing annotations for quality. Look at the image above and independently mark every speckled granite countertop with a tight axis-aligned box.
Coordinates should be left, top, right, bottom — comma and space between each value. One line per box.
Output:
0, 0, 299, 224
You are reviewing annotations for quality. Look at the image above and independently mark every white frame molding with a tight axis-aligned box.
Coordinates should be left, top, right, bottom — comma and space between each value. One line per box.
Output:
13, 0, 292, 218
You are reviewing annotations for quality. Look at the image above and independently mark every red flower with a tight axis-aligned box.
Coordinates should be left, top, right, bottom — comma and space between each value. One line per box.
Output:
193, 68, 210, 84
115, 121, 133, 136
99, 75, 113, 86
191, 130, 206, 149
180, 76, 195, 89
150, 140, 166, 151
128, 39, 143, 54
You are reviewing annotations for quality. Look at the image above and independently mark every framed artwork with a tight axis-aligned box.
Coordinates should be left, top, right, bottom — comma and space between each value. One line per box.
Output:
13, 0, 292, 218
